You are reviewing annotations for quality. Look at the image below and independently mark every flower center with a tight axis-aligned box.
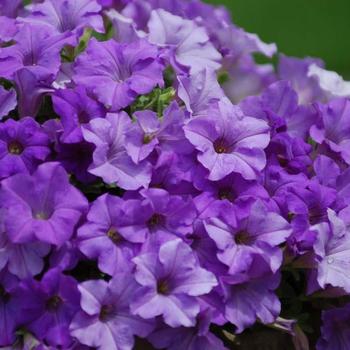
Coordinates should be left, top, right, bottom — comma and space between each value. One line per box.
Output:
46, 295, 63, 312
277, 154, 288, 168
147, 213, 165, 229
213, 138, 231, 154
107, 227, 124, 245
99, 304, 116, 322
8, 141, 24, 155
35, 212, 49, 220
143, 133, 154, 144
234, 230, 253, 245
157, 279, 170, 295
218, 187, 236, 202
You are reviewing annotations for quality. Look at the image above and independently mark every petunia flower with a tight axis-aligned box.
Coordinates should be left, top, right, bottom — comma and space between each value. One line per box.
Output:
73, 38, 164, 111
82, 112, 151, 190
147, 9, 221, 74
184, 98, 270, 181
0, 210, 50, 278
70, 272, 155, 350
77, 194, 147, 275
19, 268, 80, 347
204, 200, 291, 278
131, 239, 217, 327
222, 272, 281, 333
125, 102, 190, 163
0, 117, 50, 179
0, 162, 88, 245
0, 23, 74, 79
27, 0, 104, 38
52, 86, 105, 144
177, 68, 224, 117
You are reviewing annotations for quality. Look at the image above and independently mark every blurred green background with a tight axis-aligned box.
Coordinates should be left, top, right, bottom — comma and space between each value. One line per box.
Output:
205, 0, 350, 78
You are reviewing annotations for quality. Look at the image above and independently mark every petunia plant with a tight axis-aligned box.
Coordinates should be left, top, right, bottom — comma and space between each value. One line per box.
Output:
0, 0, 350, 349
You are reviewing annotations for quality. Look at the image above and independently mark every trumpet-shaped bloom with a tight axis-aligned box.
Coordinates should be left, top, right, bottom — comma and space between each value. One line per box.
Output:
73, 38, 164, 111
131, 239, 217, 327
0, 162, 88, 245
82, 112, 151, 190
184, 98, 270, 180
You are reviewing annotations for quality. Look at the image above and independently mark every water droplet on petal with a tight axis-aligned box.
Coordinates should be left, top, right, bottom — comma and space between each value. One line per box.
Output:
327, 257, 334, 264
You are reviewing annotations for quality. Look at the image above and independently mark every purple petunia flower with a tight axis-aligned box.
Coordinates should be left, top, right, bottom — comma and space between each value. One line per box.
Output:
0, 117, 50, 179
205, 200, 291, 278
0, 23, 73, 79
222, 272, 281, 333
70, 272, 155, 350
52, 86, 106, 144
0, 206, 50, 278
0, 162, 88, 245
82, 112, 152, 189
19, 268, 80, 347
73, 38, 164, 111
125, 102, 190, 163
14, 68, 55, 117
278, 55, 325, 104
28, 0, 104, 38
131, 239, 217, 327
77, 194, 147, 275
184, 98, 270, 181
177, 68, 224, 117
147, 9, 222, 74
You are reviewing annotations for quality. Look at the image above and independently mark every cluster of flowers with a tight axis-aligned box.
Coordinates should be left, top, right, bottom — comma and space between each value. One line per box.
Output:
1, 0, 350, 349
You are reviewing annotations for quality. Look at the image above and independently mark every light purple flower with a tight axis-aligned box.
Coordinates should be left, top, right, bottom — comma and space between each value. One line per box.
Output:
0, 117, 50, 179
52, 85, 105, 143
82, 112, 151, 190
177, 68, 224, 117
278, 55, 325, 104
73, 38, 164, 111
131, 239, 217, 327
184, 98, 270, 180
28, 0, 104, 37
14, 68, 54, 117
222, 273, 281, 333
19, 268, 80, 347
0, 23, 73, 79
148, 9, 221, 73
139, 188, 197, 241
0, 162, 88, 245
70, 273, 154, 350
77, 194, 147, 275
125, 102, 189, 163
0, 209, 50, 278
205, 200, 291, 278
